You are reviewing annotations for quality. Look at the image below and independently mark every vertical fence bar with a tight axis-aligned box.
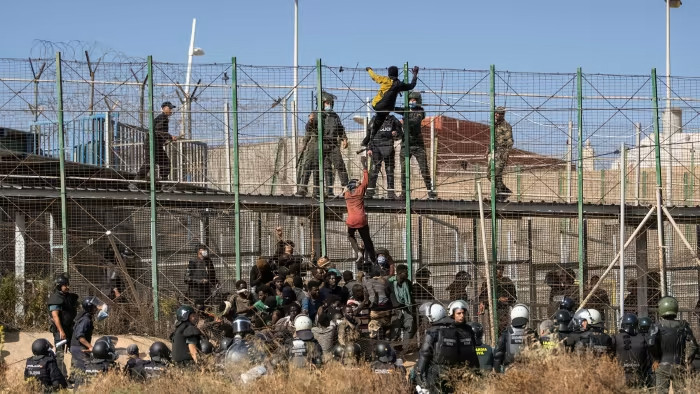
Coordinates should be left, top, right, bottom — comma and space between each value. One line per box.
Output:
403, 63, 413, 279
568, 120, 573, 203
651, 68, 667, 296
577, 67, 585, 301
635, 123, 642, 206
231, 57, 242, 280
56, 52, 69, 272
489, 65, 498, 341
620, 143, 626, 320
147, 56, 159, 321
316, 59, 327, 257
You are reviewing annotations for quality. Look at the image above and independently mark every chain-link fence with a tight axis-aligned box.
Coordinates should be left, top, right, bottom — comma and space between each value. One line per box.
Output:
2, 55, 700, 342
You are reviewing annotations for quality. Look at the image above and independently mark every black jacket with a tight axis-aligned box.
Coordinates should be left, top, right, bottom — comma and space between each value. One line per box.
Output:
185, 258, 218, 302
416, 317, 479, 375
47, 290, 79, 336
363, 115, 403, 148
395, 106, 426, 147
24, 354, 67, 389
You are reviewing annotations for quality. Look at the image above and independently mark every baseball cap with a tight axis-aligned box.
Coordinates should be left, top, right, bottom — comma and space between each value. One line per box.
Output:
161, 101, 176, 109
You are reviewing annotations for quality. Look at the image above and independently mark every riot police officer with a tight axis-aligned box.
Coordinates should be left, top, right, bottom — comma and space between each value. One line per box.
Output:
123, 344, 144, 381
470, 322, 494, 373
649, 296, 698, 394
225, 317, 265, 367
24, 338, 67, 391
170, 305, 203, 367
287, 315, 323, 368
47, 273, 78, 377
332, 342, 362, 366
371, 342, 406, 375
612, 313, 652, 387
69, 297, 100, 371
537, 319, 558, 352
638, 316, 653, 335
494, 303, 534, 372
447, 300, 479, 368
553, 309, 577, 351
415, 302, 477, 393
76, 337, 118, 387
573, 309, 613, 356
140, 341, 172, 380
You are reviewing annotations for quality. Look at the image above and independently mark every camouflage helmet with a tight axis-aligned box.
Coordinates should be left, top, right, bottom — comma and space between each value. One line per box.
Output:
658, 296, 679, 318
408, 91, 422, 104
495, 106, 506, 114
321, 91, 336, 105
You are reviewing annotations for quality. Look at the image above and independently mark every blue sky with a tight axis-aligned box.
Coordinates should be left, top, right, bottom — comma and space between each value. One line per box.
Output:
2, 0, 698, 75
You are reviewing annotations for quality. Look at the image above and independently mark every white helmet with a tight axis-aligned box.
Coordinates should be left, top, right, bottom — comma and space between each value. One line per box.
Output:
587, 309, 602, 325
419, 302, 446, 323
447, 300, 469, 317
574, 309, 592, 326
294, 315, 313, 331
510, 303, 530, 321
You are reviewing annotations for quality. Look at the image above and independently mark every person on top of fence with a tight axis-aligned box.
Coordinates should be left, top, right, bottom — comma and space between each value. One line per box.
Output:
185, 244, 219, 309
366, 65, 418, 145
132, 101, 178, 189
492, 106, 513, 202
296, 112, 322, 197
394, 91, 436, 199
362, 113, 403, 199
318, 91, 350, 196
344, 155, 377, 264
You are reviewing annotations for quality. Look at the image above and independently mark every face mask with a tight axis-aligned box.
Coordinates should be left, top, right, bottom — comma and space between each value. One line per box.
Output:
201, 250, 208, 258
409, 102, 417, 108
324, 104, 332, 111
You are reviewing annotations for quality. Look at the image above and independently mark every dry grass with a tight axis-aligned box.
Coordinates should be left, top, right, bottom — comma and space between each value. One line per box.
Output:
6, 348, 700, 394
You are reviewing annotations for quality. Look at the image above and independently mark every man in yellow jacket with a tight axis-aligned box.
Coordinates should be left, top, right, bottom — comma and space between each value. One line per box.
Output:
366, 65, 419, 144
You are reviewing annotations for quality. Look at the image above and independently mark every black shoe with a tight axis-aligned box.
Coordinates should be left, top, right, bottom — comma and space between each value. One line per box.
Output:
128, 183, 139, 192
295, 190, 306, 197
397, 192, 406, 200
427, 190, 438, 199
386, 192, 397, 200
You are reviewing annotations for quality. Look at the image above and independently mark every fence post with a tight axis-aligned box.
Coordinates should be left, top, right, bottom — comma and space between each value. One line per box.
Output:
651, 68, 667, 296
403, 63, 413, 279
577, 67, 585, 301
231, 57, 242, 280
316, 59, 327, 257
147, 56, 159, 321
55, 52, 69, 273
489, 65, 498, 341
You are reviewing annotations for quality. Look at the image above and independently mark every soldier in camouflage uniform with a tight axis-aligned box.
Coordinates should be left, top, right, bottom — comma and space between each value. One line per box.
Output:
296, 112, 321, 197
396, 91, 436, 199
493, 106, 513, 202
320, 92, 350, 195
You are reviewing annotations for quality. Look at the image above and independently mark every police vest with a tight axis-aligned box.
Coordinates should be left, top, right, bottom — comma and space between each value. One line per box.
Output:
289, 339, 311, 368
25, 356, 52, 387
614, 332, 648, 373
171, 322, 199, 363
371, 361, 399, 374
142, 360, 169, 379
475, 344, 494, 370
434, 326, 465, 366
578, 331, 612, 355
539, 335, 557, 351
657, 319, 691, 364
505, 326, 526, 364
47, 291, 78, 335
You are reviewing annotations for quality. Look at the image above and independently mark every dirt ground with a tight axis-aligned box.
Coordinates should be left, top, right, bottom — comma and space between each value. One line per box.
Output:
2, 330, 168, 377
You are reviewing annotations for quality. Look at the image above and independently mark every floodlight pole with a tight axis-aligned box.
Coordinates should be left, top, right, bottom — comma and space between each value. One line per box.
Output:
292, 0, 299, 192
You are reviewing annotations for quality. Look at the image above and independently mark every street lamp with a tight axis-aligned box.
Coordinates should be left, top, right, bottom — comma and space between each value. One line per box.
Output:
664, 0, 681, 204
292, 0, 299, 192
184, 18, 205, 138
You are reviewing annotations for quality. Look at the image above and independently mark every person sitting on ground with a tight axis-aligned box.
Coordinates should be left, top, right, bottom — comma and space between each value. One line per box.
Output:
24, 339, 67, 391
123, 344, 144, 381
320, 271, 349, 304
302, 280, 323, 322
343, 270, 357, 292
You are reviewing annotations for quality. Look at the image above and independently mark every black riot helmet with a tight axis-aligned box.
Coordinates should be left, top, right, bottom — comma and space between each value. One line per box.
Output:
219, 337, 235, 352
82, 296, 98, 313
332, 344, 345, 361
232, 316, 253, 335
620, 313, 638, 335
374, 342, 395, 363
559, 296, 575, 312
638, 317, 653, 334
176, 305, 196, 322
126, 344, 139, 357
31, 339, 52, 356
92, 340, 114, 360
344, 343, 362, 362
554, 309, 573, 331
199, 339, 214, 355
149, 341, 171, 361
470, 322, 484, 341
55, 274, 70, 290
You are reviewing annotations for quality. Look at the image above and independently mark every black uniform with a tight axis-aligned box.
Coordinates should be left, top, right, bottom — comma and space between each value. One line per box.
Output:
321, 110, 349, 195
47, 289, 78, 376
75, 358, 116, 386
650, 319, 698, 394
124, 357, 146, 381
395, 105, 432, 194
494, 324, 534, 372
415, 317, 480, 393
69, 311, 94, 370
574, 327, 614, 356
140, 358, 170, 380
170, 321, 203, 367
137, 112, 173, 180
185, 257, 218, 306
24, 353, 67, 391
363, 115, 403, 198
371, 360, 407, 375
612, 331, 652, 387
